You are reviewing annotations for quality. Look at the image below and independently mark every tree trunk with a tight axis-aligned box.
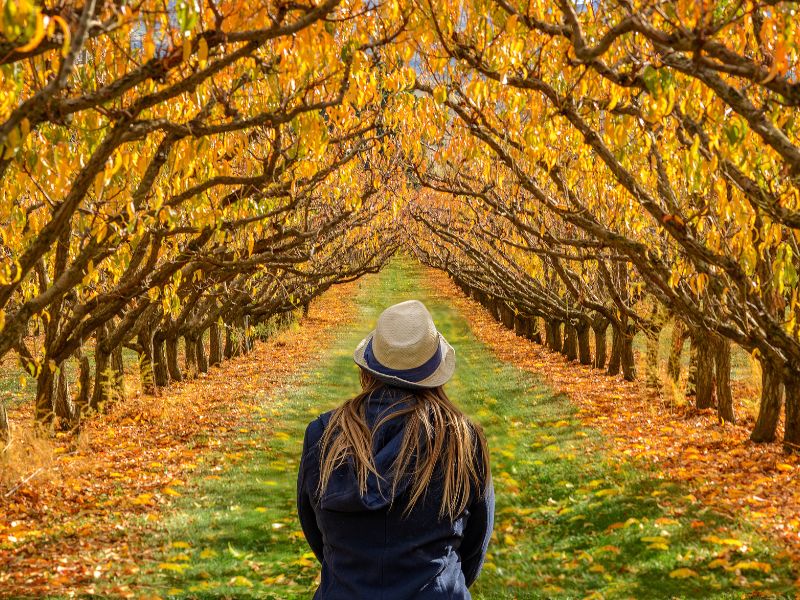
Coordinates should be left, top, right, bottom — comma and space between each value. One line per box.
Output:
548, 320, 563, 353
53, 366, 76, 431
209, 321, 223, 367
751, 359, 784, 442
500, 304, 515, 329
693, 333, 716, 409
620, 329, 637, 382
112, 344, 125, 402
243, 315, 254, 353
686, 340, 697, 396
153, 336, 169, 387
667, 319, 686, 382
644, 329, 661, 389
514, 315, 526, 338
34, 364, 56, 429
184, 335, 198, 378
563, 324, 578, 361
166, 335, 183, 383
0, 401, 9, 444
90, 343, 110, 412
577, 323, 592, 366
714, 337, 735, 423
137, 329, 156, 395
783, 374, 800, 453
195, 332, 209, 374
592, 319, 608, 370
224, 321, 237, 359
607, 324, 622, 376
75, 354, 92, 416
529, 317, 542, 344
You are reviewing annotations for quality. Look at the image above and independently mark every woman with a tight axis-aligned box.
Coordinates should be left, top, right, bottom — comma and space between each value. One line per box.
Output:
297, 299, 494, 599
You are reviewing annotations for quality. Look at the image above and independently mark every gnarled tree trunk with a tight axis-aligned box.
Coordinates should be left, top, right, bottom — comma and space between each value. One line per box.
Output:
576, 322, 592, 366
184, 335, 198, 378
112, 344, 125, 402
591, 317, 608, 369
607, 324, 621, 376
153, 336, 169, 387
209, 321, 223, 367
563, 324, 578, 362
34, 364, 56, 429
165, 335, 183, 383
75, 353, 92, 416
548, 320, 563, 353
195, 332, 209, 374
137, 328, 156, 395
692, 333, 715, 409
784, 374, 800, 453
751, 359, 784, 442
53, 366, 76, 431
714, 337, 735, 424
620, 329, 637, 382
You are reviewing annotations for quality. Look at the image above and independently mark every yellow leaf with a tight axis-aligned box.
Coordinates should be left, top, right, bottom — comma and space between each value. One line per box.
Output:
734, 561, 772, 573
163, 487, 182, 497
669, 568, 698, 579
132, 493, 154, 506
776, 463, 794, 472
647, 543, 669, 551
199, 548, 218, 559
708, 558, 729, 569
183, 36, 192, 62
159, 562, 188, 573
198, 37, 208, 66
229, 575, 253, 587
15, 11, 46, 53
589, 564, 605, 573
171, 541, 191, 549
640, 536, 669, 544
51, 15, 70, 57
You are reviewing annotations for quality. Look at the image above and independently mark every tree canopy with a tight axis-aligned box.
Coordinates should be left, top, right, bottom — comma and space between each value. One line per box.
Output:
1, 0, 799, 450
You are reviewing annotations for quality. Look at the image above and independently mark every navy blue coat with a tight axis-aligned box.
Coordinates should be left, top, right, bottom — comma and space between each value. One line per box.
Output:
297, 385, 494, 599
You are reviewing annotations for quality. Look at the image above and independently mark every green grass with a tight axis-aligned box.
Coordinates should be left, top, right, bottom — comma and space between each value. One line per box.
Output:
123, 259, 796, 599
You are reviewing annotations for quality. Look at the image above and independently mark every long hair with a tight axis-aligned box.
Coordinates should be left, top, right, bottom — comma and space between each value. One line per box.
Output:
317, 369, 490, 521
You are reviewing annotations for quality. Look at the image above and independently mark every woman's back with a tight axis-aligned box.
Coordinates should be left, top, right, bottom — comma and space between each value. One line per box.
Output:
296, 300, 494, 599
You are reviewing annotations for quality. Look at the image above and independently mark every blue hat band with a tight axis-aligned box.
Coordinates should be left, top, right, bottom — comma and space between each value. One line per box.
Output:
364, 337, 442, 383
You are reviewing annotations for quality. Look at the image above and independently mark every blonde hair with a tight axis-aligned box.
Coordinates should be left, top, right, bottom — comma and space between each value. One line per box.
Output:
317, 370, 490, 521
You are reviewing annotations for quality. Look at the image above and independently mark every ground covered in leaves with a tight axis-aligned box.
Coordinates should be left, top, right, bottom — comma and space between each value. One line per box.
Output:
2, 259, 798, 598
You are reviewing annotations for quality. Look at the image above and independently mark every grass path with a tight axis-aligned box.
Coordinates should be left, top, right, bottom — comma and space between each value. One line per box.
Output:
130, 260, 795, 599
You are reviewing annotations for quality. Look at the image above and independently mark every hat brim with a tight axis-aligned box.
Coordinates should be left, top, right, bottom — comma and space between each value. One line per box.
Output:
353, 331, 455, 390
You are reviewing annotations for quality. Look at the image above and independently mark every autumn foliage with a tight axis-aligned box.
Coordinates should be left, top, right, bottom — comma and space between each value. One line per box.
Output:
1, 0, 800, 593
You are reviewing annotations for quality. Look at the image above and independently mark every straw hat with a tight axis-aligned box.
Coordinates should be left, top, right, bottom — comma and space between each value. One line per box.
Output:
353, 300, 455, 389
